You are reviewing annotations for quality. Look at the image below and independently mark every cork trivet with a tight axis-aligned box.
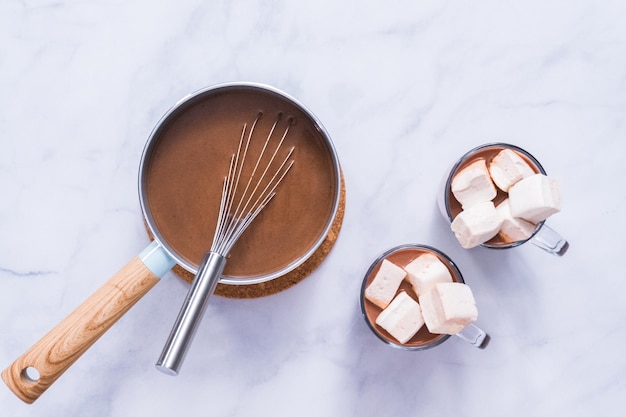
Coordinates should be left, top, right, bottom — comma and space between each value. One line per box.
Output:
149, 174, 345, 298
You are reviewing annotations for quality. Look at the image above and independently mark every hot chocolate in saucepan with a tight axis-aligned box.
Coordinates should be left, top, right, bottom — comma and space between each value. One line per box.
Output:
143, 87, 340, 280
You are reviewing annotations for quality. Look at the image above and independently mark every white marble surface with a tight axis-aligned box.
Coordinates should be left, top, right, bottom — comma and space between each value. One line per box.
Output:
1, 0, 625, 415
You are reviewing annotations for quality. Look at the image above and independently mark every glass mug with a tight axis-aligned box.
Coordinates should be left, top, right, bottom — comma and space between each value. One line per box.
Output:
437, 143, 568, 256
360, 244, 488, 350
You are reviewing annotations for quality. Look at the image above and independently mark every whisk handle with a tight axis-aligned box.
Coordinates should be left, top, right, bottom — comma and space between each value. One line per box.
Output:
155, 251, 226, 375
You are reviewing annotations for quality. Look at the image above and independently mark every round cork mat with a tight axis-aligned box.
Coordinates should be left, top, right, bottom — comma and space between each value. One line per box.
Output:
149, 174, 345, 298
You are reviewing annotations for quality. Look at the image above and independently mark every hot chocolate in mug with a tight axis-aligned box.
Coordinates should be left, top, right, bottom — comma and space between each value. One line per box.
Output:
437, 143, 568, 256
360, 244, 488, 351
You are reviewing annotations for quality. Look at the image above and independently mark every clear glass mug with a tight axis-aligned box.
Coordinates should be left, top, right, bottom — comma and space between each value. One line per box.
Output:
437, 143, 568, 256
360, 244, 489, 350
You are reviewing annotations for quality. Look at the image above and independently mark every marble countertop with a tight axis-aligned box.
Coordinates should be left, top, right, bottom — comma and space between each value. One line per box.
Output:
1, 1, 625, 416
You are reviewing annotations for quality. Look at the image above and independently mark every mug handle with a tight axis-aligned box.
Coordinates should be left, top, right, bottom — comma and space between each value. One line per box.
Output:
530, 223, 569, 256
454, 323, 489, 348
1, 241, 175, 404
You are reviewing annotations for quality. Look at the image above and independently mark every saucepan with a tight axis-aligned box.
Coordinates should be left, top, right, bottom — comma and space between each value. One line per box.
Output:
2, 82, 342, 403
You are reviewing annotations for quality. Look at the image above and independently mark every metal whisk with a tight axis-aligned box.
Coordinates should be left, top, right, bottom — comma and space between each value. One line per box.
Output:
156, 113, 295, 375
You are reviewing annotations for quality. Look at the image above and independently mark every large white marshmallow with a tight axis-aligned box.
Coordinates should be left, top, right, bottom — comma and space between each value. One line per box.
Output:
508, 174, 561, 223
450, 201, 503, 249
495, 198, 536, 242
375, 291, 425, 344
488, 148, 536, 192
365, 259, 407, 309
451, 158, 497, 208
419, 282, 478, 335
404, 253, 453, 297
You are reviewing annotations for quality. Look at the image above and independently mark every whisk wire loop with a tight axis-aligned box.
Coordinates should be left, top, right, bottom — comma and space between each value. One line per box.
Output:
212, 114, 294, 257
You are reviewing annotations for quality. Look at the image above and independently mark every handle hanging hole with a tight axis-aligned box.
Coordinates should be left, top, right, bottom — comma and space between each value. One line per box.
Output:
21, 366, 41, 382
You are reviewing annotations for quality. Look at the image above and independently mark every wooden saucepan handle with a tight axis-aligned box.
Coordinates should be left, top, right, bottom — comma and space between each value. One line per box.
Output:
1, 256, 160, 404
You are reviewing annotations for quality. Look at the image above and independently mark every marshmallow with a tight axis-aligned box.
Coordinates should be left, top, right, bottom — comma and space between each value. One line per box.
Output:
508, 174, 561, 223
451, 158, 497, 208
365, 259, 407, 309
375, 291, 425, 344
404, 253, 453, 297
488, 148, 536, 192
419, 282, 478, 335
450, 201, 503, 248
496, 198, 536, 242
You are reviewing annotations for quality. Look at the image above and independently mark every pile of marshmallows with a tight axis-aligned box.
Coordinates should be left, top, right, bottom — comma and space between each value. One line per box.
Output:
365, 254, 477, 344
450, 148, 562, 248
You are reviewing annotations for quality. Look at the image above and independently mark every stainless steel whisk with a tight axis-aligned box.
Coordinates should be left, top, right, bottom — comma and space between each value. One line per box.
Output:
156, 112, 295, 375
